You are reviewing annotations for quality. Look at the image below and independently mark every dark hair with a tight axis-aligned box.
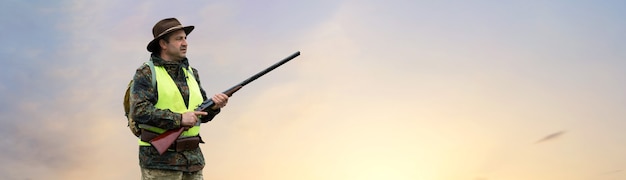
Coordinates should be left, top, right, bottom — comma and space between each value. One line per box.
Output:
153, 33, 174, 55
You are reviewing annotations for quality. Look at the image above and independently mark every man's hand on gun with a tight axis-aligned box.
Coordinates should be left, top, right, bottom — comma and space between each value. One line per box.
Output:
182, 111, 207, 127
211, 93, 229, 110
181, 93, 229, 128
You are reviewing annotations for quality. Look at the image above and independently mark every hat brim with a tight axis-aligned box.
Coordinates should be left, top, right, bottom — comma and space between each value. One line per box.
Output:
147, 26, 194, 52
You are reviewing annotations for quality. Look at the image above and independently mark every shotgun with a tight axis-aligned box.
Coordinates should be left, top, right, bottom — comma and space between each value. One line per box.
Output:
150, 51, 301, 155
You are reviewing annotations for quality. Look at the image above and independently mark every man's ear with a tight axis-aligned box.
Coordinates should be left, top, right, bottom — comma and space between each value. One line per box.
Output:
159, 39, 167, 50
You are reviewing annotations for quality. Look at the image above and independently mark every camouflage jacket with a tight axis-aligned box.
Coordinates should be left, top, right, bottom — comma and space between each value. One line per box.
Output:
130, 54, 220, 172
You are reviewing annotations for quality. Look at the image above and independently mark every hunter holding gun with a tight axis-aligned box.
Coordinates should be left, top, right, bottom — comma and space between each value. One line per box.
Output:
129, 18, 228, 180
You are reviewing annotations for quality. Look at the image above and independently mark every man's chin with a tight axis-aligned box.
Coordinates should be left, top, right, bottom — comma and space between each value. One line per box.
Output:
173, 55, 186, 61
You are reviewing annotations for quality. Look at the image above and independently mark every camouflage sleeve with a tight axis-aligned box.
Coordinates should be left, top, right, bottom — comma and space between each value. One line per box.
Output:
131, 64, 182, 129
191, 67, 221, 123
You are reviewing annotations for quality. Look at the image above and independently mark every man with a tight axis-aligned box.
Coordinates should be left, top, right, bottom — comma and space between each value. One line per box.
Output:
130, 17, 228, 180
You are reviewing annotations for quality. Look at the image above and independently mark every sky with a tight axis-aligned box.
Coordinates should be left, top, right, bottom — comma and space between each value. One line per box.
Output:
1, 0, 625, 179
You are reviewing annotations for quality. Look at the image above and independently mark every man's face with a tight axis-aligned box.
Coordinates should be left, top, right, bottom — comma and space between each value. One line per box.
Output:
161, 30, 188, 61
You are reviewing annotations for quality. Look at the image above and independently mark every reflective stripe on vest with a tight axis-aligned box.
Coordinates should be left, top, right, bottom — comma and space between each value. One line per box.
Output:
138, 65, 204, 146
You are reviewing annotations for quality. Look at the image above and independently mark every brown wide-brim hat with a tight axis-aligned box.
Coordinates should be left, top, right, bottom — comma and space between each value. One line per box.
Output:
147, 18, 194, 52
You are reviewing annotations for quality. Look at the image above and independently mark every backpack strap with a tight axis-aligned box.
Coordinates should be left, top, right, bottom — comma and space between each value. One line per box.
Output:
146, 60, 157, 88
129, 61, 156, 112
126, 60, 159, 137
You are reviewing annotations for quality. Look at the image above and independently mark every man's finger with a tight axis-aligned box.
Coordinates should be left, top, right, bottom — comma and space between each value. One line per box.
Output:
213, 96, 227, 103
194, 111, 208, 116
216, 93, 228, 99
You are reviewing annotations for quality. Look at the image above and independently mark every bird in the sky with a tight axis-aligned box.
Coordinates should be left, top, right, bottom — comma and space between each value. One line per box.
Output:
535, 130, 566, 144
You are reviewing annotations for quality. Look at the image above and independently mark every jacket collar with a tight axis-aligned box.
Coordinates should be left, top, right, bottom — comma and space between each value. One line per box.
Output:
150, 54, 190, 69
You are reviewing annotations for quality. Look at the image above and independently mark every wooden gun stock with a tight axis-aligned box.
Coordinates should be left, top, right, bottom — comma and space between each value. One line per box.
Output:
150, 128, 184, 155
150, 51, 301, 155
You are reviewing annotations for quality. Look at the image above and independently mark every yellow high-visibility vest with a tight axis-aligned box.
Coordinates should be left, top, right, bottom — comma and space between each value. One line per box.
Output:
138, 64, 203, 146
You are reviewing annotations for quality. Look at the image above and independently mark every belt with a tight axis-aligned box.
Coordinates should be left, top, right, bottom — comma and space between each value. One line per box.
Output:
140, 129, 202, 152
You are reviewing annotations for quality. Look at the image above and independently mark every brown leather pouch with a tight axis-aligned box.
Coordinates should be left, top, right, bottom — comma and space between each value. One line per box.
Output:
175, 136, 200, 151
140, 129, 159, 142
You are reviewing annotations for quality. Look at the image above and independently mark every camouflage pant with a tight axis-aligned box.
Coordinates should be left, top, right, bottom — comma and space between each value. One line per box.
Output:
141, 168, 203, 180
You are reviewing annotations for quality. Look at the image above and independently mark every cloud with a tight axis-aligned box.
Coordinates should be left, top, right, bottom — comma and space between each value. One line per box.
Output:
0, 1, 146, 179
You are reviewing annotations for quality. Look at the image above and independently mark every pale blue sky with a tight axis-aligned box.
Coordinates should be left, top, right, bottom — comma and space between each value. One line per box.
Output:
1, 1, 625, 179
